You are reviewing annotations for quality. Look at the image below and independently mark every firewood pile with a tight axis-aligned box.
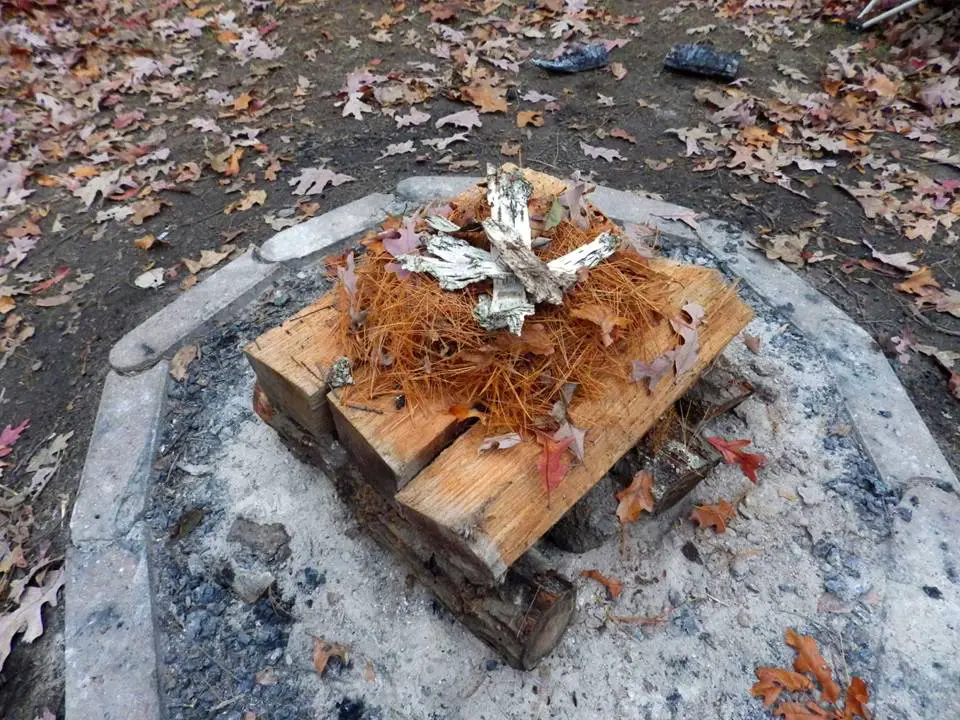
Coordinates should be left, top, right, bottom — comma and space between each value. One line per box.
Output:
246, 164, 753, 668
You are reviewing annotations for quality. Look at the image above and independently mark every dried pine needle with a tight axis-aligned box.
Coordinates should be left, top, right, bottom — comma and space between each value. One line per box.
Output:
334, 192, 689, 432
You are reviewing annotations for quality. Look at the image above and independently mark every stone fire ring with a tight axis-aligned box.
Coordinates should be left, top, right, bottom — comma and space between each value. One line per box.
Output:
64, 176, 959, 720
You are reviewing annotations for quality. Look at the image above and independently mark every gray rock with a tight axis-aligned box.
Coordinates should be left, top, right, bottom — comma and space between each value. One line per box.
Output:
546, 474, 618, 553
797, 483, 825, 506
227, 517, 291, 563
729, 558, 750, 580
230, 568, 274, 604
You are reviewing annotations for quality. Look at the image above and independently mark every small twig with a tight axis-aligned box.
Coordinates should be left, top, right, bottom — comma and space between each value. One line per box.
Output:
207, 694, 243, 715
907, 303, 960, 338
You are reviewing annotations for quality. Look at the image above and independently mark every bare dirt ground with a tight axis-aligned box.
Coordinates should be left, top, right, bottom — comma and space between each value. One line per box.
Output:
1, 0, 958, 717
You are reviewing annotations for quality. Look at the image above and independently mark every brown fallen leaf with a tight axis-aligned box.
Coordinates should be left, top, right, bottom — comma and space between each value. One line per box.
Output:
743, 333, 762, 354
895, 267, 939, 296
237, 189, 267, 212
463, 81, 508, 113
0, 567, 64, 671
690, 500, 735, 533
130, 198, 164, 226
616, 470, 654, 523
363, 660, 376, 682
0, 296, 14, 314
312, 636, 348, 675
752, 667, 815, 708
580, 569, 623, 599
183, 247, 232, 275
785, 628, 842, 704
843, 677, 870, 719
133, 234, 158, 251
773, 701, 835, 719
170, 344, 199, 382
571, 303, 628, 347
610, 62, 627, 80
500, 140, 522, 157
516, 111, 544, 128
610, 127, 637, 144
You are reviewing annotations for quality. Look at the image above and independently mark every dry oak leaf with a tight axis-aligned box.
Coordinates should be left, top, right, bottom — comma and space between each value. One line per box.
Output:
500, 140, 522, 157
706, 436, 766, 483
207, 147, 244, 176
632, 353, 673, 391
170, 344, 199, 382
774, 701, 836, 719
312, 636, 348, 675
843, 676, 871, 720
785, 628, 842, 704
516, 111, 544, 128
290, 167, 355, 196
610, 128, 637, 144
610, 62, 627, 80
183, 247, 232, 275
570, 303, 628, 347
0, 568, 64, 671
536, 431, 574, 495
895, 267, 939, 296
133, 234, 159, 251
580, 141, 625, 162
752, 667, 815, 707
580, 569, 623, 599
435, 108, 482, 130
463, 82, 508, 113
690, 500, 735, 533
616, 470, 654, 523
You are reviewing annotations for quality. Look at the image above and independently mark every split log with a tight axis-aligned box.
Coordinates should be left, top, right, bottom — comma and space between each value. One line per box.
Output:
396, 261, 753, 585
247, 166, 753, 586
253, 387, 575, 670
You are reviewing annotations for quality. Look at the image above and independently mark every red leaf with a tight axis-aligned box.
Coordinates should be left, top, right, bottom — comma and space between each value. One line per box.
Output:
707, 436, 766, 483
0, 419, 30, 458
580, 569, 623, 598
31, 267, 70, 294
536, 431, 573, 495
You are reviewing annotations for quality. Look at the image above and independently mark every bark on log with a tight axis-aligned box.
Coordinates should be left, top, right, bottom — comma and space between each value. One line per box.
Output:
253, 385, 576, 670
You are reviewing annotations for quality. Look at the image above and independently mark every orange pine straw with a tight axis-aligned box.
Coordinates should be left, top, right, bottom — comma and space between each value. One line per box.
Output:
334, 191, 706, 432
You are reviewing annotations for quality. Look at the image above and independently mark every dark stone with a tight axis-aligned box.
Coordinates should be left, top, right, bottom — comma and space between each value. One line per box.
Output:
227, 516, 291, 563
484, 659, 499, 671
680, 541, 702, 564
922, 585, 944, 600
337, 697, 366, 720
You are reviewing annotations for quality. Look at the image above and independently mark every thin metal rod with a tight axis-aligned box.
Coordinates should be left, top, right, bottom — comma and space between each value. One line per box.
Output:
858, 0, 924, 28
